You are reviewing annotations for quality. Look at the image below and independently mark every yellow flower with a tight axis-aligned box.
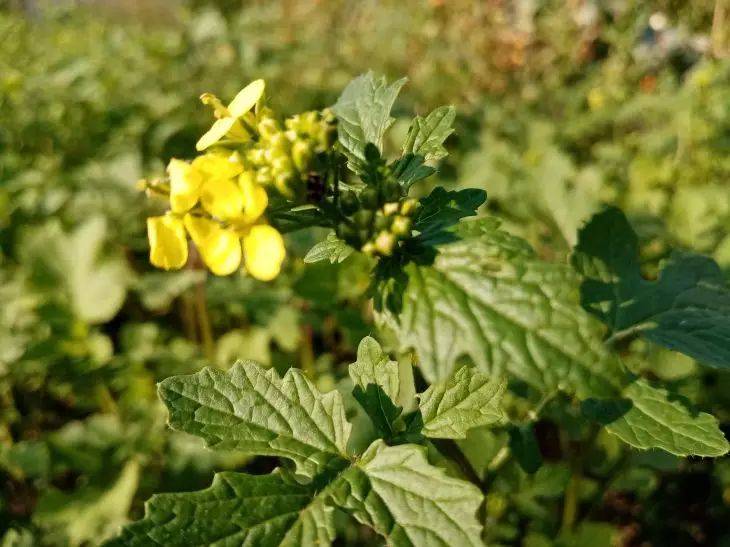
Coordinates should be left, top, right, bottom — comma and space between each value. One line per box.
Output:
192, 151, 244, 181
196, 79, 266, 151
167, 159, 202, 213
238, 170, 268, 223
243, 224, 285, 281
147, 215, 188, 270
200, 177, 245, 219
184, 214, 241, 276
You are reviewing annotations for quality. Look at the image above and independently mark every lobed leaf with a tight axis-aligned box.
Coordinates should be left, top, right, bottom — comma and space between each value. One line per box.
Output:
419, 366, 505, 439
332, 72, 406, 174
330, 440, 484, 547
377, 217, 626, 399
595, 379, 729, 457
158, 361, 351, 478
303, 232, 353, 264
106, 470, 334, 547
572, 207, 730, 368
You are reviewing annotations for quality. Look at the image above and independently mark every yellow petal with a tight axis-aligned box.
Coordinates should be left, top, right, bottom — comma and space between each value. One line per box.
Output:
167, 159, 202, 213
147, 215, 188, 270
192, 152, 244, 181
227, 79, 265, 118
243, 225, 285, 281
239, 171, 268, 223
200, 177, 245, 219
196, 117, 250, 151
184, 215, 241, 276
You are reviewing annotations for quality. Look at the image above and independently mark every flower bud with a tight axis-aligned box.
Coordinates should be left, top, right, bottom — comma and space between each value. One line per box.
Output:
374, 231, 396, 256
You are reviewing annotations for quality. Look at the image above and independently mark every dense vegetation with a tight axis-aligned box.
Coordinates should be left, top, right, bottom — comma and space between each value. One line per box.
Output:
1, 2, 729, 546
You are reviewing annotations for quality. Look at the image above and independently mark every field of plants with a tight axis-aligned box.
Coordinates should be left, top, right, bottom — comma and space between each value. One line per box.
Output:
1, 1, 730, 545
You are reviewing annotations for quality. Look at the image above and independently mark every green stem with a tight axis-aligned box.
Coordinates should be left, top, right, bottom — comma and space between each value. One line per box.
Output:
194, 279, 215, 362
562, 472, 580, 532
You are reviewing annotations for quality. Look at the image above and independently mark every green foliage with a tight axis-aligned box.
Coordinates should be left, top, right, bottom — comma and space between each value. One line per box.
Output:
573, 207, 730, 368
4, 2, 730, 545
113, 357, 489, 546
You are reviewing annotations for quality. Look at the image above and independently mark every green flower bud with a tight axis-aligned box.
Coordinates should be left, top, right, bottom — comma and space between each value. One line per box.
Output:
353, 209, 373, 228
391, 215, 412, 236
292, 140, 312, 172
382, 178, 401, 201
360, 188, 379, 209
257, 117, 279, 139
400, 198, 419, 216
382, 202, 399, 216
374, 231, 396, 256
374, 212, 391, 231
339, 191, 359, 215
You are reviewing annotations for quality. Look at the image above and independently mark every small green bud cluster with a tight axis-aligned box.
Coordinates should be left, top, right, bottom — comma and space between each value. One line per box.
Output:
245, 108, 336, 198
336, 180, 420, 256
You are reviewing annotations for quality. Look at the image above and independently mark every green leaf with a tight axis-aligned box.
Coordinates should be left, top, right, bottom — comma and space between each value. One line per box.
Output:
401, 105, 456, 161
333, 72, 407, 173
133, 270, 205, 311
352, 383, 403, 439
106, 470, 334, 547
600, 379, 729, 457
20, 217, 129, 324
114, 361, 484, 546
413, 187, 487, 246
392, 105, 455, 188
35, 460, 139, 546
572, 206, 730, 368
348, 336, 401, 401
331, 440, 484, 547
508, 424, 543, 474
418, 366, 505, 439
304, 232, 353, 264
376, 217, 626, 399
158, 361, 351, 478
349, 337, 414, 440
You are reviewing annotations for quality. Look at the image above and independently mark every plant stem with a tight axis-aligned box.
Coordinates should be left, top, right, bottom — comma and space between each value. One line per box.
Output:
562, 472, 580, 531
194, 279, 215, 362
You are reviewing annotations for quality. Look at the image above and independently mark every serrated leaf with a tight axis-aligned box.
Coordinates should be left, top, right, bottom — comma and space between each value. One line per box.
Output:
303, 233, 353, 264
333, 72, 407, 174
418, 366, 505, 439
572, 207, 730, 368
599, 379, 729, 457
413, 187, 487, 246
349, 337, 412, 440
331, 440, 483, 546
348, 336, 400, 401
392, 105, 456, 189
158, 361, 351, 477
376, 217, 626, 399
352, 383, 403, 439
106, 470, 334, 547
401, 105, 456, 162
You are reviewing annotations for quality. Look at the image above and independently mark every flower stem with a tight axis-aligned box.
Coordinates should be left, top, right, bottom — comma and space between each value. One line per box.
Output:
194, 279, 215, 362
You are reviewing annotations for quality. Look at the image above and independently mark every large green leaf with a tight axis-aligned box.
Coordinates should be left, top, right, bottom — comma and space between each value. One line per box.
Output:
113, 360, 484, 546
419, 366, 505, 439
332, 72, 406, 174
106, 470, 334, 547
377, 217, 626, 399
572, 207, 730, 369
587, 379, 729, 457
158, 362, 351, 478
331, 440, 484, 547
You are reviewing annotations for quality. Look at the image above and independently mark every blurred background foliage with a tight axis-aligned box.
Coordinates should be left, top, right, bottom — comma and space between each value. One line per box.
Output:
1, 0, 729, 545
